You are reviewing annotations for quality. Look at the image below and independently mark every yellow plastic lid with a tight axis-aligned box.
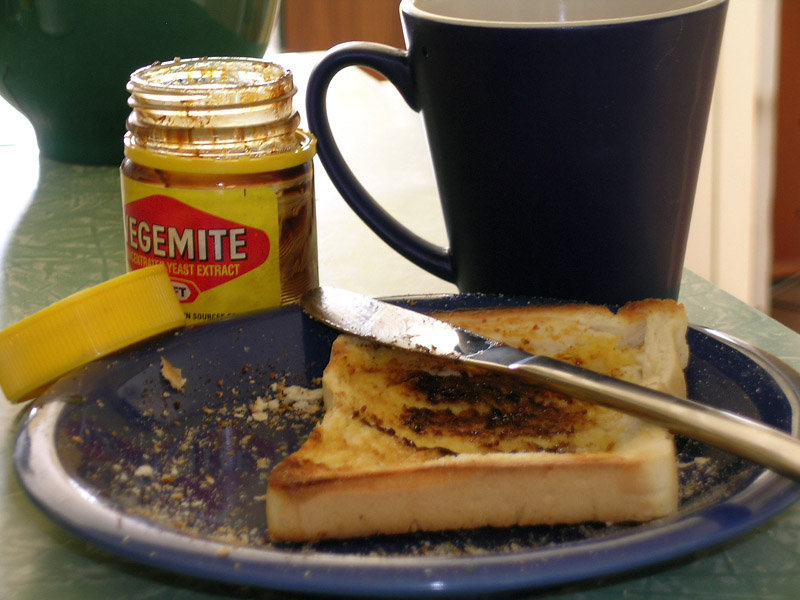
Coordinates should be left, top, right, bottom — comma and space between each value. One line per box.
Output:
0, 265, 186, 403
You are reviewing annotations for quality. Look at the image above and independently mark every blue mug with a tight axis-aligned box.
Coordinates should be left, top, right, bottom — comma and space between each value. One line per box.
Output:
306, 0, 727, 305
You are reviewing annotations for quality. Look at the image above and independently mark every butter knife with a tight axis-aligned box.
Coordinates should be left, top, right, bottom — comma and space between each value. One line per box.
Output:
301, 286, 800, 482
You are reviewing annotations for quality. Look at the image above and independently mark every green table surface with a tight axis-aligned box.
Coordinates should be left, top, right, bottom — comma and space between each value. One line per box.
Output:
2, 52, 800, 599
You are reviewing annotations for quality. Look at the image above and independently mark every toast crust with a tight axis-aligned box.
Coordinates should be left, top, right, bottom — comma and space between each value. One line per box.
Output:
268, 431, 677, 540
267, 300, 687, 542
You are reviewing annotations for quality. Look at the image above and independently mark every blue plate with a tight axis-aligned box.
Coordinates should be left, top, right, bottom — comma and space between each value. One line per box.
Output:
13, 295, 800, 597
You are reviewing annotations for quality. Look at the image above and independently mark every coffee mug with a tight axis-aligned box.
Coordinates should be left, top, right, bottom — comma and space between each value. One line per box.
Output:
0, 0, 280, 165
306, 0, 728, 305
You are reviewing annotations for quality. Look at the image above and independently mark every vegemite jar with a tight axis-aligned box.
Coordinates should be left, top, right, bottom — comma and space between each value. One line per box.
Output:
120, 57, 318, 324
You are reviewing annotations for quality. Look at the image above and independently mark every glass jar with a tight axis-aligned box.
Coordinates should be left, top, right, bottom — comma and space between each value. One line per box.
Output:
120, 57, 318, 324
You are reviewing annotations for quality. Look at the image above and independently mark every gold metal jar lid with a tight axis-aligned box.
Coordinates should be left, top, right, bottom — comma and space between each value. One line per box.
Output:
0, 265, 186, 403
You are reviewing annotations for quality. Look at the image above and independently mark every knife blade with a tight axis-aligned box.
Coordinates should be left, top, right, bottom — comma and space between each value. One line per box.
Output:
301, 286, 800, 482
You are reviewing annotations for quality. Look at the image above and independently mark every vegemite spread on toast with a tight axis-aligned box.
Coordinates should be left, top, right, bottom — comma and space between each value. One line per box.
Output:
401, 369, 588, 452
334, 337, 640, 456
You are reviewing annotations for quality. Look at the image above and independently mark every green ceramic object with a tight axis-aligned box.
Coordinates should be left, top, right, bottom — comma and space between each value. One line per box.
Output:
0, 0, 280, 165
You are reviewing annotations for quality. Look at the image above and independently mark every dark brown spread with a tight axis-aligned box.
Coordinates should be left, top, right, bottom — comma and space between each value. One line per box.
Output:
396, 370, 588, 452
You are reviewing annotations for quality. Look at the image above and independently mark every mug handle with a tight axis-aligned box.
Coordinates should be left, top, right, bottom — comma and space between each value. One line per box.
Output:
305, 42, 455, 283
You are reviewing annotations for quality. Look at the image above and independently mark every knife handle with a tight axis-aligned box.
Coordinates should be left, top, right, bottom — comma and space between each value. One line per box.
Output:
507, 355, 800, 483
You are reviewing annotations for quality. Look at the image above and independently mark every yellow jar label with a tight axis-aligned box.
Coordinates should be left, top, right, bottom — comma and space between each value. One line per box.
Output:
121, 177, 281, 323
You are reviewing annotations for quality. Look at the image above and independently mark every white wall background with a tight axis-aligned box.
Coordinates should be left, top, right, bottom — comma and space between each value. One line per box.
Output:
685, 0, 781, 311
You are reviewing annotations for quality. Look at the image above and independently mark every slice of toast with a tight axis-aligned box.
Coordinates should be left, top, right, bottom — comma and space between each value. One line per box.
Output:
266, 299, 688, 542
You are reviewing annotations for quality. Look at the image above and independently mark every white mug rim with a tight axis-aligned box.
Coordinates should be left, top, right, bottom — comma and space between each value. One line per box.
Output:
401, 0, 727, 28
